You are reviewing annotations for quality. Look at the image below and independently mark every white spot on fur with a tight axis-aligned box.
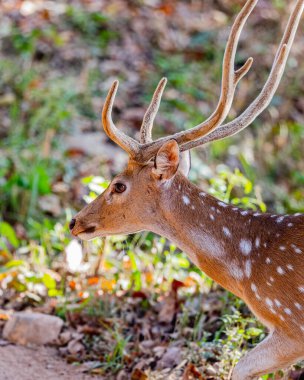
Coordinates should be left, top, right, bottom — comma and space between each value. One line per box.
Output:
245, 260, 251, 278
182, 195, 190, 205
298, 286, 304, 293
253, 212, 261, 217
210, 214, 215, 221
287, 223, 293, 227
279, 315, 285, 322
265, 298, 273, 307
270, 277, 274, 282
199, 192, 206, 197
275, 299, 281, 307
255, 237, 260, 248
241, 210, 248, 216
191, 205, 195, 210
239, 239, 252, 256
266, 258, 271, 264
230, 260, 244, 280
279, 246, 286, 251
250, 283, 261, 300
223, 227, 231, 238
218, 201, 228, 208
276, 216, 284, 223
277, 266, 285, 275
287, 264, 294, 271
295, 302, 302, 310
284, 308, 292, 315
291, 244, 302, 254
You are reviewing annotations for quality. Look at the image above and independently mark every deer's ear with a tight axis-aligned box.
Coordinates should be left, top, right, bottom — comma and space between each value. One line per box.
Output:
153, 140, 180, 180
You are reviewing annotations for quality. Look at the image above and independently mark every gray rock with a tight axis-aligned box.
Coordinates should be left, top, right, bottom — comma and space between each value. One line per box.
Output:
156, 346, 182, 370
3, 312, 64, 346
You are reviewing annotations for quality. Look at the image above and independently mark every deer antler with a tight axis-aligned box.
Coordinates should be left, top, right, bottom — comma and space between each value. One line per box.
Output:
102, 0, 257, 160
101, 0, 303, 162
180, 0, 304, 151
139, 0, 256, 144
102, 80, 140, 158
140, 78, 167, 144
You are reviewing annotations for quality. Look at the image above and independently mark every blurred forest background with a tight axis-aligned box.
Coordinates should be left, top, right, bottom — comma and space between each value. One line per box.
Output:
0, 0, 304, 379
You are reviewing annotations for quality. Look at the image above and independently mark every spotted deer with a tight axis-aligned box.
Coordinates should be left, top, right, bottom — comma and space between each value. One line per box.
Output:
70, 0, 304, 378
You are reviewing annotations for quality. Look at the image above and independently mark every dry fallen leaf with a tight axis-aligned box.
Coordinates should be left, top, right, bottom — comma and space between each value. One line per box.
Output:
183, 363, 204, 380
131, 368, 148, 380
158, 295, 176, 324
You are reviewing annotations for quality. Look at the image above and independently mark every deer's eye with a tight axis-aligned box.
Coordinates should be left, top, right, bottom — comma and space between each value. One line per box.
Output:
114, 183, 126, 193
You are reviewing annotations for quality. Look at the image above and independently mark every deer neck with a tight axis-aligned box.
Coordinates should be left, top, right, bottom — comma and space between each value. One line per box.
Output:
151, 174, 252, 297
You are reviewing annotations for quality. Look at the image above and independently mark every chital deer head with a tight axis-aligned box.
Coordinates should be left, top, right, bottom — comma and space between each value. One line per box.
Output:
70, 1, 304, 379
71, 0, 302, 240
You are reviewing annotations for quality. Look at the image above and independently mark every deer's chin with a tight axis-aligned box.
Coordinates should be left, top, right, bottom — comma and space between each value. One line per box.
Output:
77, 229, 105, 241
78, 228, 144, 241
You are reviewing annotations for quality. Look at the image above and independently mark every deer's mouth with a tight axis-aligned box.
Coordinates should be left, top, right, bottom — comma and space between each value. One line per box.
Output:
77, 228, 101, 241
82, 226, 96, 234
72, 225, 97, 238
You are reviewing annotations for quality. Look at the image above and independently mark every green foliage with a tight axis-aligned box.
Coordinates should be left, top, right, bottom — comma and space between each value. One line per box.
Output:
0, 253, 63, 298
102, 329, 130, 373
65, 6, 117, 50
209, 166, 267, 211
217, 310, 265, 376
81, 175, 109, 203
11, 26, 64, 58
0, 221, 19, 252
0, 60, 77, 221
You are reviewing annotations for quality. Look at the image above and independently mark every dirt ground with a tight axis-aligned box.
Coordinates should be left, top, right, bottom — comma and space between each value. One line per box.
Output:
0, 344, 96, 380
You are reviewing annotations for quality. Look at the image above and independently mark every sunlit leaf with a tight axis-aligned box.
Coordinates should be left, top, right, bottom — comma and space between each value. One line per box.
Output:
246, 327, 264, 337
42, 273, 56, 289
0, 221, 19, 249
0, 259, 25, 273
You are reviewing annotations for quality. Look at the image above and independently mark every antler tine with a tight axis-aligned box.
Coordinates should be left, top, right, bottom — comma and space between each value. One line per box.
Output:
102, 80, 140, 158
160, 0, 256, 145
180, 0, 304, 151
140, 78, 167, 144
136, 0, 257, 162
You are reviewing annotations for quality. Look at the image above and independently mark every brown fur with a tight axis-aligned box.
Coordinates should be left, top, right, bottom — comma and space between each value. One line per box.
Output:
72, 153, 304, 379
71, 0, 304, 376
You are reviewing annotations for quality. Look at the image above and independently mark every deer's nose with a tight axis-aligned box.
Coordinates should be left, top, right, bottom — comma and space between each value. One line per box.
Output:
69, 218, 76, 231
